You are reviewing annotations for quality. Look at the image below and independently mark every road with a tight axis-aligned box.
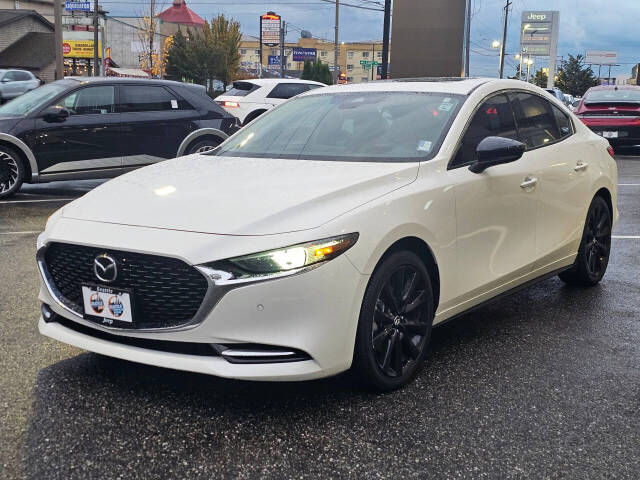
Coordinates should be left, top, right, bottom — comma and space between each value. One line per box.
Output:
1, 161, 639, 479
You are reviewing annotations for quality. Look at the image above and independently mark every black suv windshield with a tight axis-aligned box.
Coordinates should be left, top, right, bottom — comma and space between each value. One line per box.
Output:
216, 91, 464, 162
0, 83, 68, 116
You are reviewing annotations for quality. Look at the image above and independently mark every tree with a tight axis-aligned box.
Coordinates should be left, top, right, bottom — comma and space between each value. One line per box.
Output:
209, 14, 242, 88
301, 60, 332, 85
555, 54, 599, 97
137, 0, 166, 74
531, 68, 548, 88
165, 29, 194, 81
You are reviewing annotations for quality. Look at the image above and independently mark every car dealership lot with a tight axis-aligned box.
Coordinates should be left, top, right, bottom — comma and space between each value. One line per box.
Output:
1, 161, 639, 479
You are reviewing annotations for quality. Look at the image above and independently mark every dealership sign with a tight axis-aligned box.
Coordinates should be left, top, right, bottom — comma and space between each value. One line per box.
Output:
260, 12, 281, 47
268, 55, 287, 66
292, 48, 317, 62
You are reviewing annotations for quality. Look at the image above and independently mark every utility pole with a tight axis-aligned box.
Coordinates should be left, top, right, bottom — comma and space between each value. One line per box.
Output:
464, 0, 471, 77
381, 0, 391, 79
498, 0, 511, 79
54, 0, 63, 79
371, 43, 375, 81
93, 0, 99, 76
333, 0, 339, 84
280, 21, 285, 78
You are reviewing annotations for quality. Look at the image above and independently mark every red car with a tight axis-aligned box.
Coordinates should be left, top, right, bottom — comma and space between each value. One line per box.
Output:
576, 85, 640, 145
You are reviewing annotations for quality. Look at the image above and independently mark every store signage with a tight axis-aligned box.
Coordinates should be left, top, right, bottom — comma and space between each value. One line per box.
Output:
268, 55, 287, 66
65, 1, 92, 12
292, 47, 317, 62
63, 40, 102, 58
260, 12, 281, 47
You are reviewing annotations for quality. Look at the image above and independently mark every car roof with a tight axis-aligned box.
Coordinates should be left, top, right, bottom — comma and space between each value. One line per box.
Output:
586, 84, 640, 92
60, 76, 203, 89
307, 77, 492, 95
238, 78, 325, 86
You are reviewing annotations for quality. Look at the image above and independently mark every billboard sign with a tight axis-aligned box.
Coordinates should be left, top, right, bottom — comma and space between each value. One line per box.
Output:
268, 55, 287, 66
260, 12, 281, 47
292, 48, 317, 62
585, 50, 618, 65
65, 1, 92, 12
63, 40, 102, 58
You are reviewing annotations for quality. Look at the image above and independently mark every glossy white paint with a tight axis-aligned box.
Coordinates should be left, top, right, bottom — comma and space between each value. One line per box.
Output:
38, 78, 618, 381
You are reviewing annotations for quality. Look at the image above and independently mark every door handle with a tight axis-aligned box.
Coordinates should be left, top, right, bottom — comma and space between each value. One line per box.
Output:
574, 161, 589, 171
520, 176, 538, 189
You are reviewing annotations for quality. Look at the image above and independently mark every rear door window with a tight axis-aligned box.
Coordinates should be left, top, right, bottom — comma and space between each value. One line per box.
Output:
15, 71, 32, 81
267, 83, 310, 99
118, 85, 181, 112
225, 81, 259, 97
509, 92, 560, 149
552, 103, 572, 138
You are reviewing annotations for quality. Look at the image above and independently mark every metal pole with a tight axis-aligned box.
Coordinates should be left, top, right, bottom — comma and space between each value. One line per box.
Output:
519, 50, 523, 80
93, 0, 99, 76
101, 16, 106, 77
371, 43, 374, 81
54, 0, 63, 80
381, 0, 391, 79
333, 0, 339, 84
526, 56, 531, 82
464, 0, 471, 76
498, 0, 511, 79
280, 21, 285, 78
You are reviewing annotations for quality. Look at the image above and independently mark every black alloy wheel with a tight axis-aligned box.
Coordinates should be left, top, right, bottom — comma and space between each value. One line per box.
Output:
353, 250, 434, 391
0, 146, 25, 199
559, 195, 612, 286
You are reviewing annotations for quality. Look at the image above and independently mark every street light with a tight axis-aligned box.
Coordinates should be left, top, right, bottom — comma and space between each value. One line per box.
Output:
525, 57, 534, 82
519, 23, 531, 80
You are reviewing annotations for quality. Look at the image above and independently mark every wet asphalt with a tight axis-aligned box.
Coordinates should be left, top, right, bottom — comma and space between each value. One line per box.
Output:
0, 159, 638, 479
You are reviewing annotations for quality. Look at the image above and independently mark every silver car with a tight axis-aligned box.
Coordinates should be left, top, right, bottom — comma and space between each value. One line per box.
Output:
0, 69, 40, 102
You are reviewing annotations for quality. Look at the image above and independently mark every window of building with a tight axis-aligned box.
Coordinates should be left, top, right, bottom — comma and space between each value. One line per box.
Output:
254, 49, 260, 55
509, 92, 561, 149
240, 49, 247, 55
348, 51, 354, 59
347, 64, 353, 71
57, 86, 115, 115
377, 51, 382, 58
118, 86, 182, 112
321, 51, 327, 57
361, 77, 368, 82
347, 77, 354, 82
362, 51, 370, 58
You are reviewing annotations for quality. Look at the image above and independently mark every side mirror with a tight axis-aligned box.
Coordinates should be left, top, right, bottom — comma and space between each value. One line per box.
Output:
1, 78, 10, 83
42, 106, 70, 123
469, 136, 526, 173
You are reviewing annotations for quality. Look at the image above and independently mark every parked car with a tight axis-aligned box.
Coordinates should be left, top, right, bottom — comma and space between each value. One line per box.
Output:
575, 85, 640, 146
0, 77, 239, 198
37, 78, 617, 391
545, 87, 572, 108
0, 69, 40, 103
216, 78, 325, 125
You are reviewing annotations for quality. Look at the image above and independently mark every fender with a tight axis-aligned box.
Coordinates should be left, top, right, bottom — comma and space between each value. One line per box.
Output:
176, 128, 229, 157
0, 133, 39, 182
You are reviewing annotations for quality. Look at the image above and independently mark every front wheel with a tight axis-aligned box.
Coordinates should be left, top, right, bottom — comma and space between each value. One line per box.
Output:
559, 195, 612, 286
352, 251, 434, 391
0, 145, 25, 199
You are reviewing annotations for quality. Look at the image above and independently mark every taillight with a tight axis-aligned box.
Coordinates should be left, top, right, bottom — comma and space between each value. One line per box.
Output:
607, 145, 615, 158
223, 101, 239, 108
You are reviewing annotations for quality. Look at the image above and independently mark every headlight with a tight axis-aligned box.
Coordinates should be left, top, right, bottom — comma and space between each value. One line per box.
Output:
198, 233, 358, 285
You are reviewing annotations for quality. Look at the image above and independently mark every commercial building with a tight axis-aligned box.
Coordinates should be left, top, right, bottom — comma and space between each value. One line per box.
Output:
239, 35, 390, 84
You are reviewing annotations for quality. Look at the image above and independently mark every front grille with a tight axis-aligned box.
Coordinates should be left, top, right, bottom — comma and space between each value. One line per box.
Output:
43, 242, 209, 329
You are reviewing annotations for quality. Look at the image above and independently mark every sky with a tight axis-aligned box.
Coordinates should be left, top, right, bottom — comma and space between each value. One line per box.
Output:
101, 0, 639, 79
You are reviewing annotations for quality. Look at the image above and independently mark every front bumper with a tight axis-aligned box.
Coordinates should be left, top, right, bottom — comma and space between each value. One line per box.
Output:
38, 219, 369, 381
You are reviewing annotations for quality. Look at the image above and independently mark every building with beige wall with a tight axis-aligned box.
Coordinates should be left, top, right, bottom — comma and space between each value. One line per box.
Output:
239, 35, 390, 84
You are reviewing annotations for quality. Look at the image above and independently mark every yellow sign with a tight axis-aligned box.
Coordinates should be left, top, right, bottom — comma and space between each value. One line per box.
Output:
63, 40, 102, 59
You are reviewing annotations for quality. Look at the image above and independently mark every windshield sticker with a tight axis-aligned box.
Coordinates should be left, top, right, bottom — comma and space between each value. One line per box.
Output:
417, 140, 432, 152
171, 99, 178, 109
438, 99, 454, 112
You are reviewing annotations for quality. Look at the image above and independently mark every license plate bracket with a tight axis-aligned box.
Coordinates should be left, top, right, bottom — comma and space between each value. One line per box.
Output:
82, 284, 135, 328
602, 131, 618, 138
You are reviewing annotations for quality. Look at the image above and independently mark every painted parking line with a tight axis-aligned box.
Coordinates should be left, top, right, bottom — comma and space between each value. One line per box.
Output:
0, 231, 40, 235
0, 198, 73, 204
612, 235, 640, 239
618, 183, 640, 186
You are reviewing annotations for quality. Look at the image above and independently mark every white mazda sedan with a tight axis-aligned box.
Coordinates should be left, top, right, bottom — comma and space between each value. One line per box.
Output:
37, 78, 618, 391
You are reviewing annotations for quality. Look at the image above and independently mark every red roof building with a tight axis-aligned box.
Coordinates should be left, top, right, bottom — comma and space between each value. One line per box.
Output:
158, 0, 205, 29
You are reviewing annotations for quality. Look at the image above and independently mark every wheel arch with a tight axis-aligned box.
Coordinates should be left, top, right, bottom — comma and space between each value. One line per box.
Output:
594, 186, 613, 219
243, 109, 267, 126
0, 133, 38, 182
176, 128, 228, 157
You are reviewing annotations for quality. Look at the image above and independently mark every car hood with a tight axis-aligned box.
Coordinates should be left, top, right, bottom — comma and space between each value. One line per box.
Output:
62, 155, 419, 235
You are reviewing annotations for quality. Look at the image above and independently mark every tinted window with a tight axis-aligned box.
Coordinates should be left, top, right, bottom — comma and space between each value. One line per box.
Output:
509, 92, 560, 148
57, 86, 115, 115
226, 81, 259, 97
15, 71, 32, 81
267, 83, 309, 99
119, 85, 178, 112
552, 104, 572, 138
451, 94, 517, 168
4, 71, 19, 81
217, 92, 463, 162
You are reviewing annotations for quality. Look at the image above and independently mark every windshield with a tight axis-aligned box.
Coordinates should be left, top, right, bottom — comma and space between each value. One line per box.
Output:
0, 83, 68, 115
584, 89, 640, 104
216, 91, 464, 162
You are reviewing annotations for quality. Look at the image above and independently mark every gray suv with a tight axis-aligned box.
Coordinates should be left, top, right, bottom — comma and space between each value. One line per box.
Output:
0, 69, 40, 102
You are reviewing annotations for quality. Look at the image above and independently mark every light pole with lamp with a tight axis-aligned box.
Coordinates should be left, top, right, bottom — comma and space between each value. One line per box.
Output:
525, 57, 534, 82
519, 23, 530, 80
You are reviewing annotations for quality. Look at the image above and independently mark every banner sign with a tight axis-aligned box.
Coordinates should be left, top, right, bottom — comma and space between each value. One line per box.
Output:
260, 13, 281, 47
268, 55, 287, 66
63, 40, 102, 58
292, 47, 317, 62
65, 1, 92, 12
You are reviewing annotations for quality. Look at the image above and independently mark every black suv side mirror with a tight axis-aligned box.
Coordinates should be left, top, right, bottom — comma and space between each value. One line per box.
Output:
469, 136, 526, 173
42, 106, 70, 123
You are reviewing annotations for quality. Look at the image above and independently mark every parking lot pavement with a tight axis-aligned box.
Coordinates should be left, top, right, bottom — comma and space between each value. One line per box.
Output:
1, 161, 639, 480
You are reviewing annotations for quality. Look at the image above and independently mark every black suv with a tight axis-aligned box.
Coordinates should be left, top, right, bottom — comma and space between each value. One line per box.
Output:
0, 77, 239, 198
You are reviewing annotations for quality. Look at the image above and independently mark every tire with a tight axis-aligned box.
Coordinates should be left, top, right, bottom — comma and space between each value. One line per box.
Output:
0, 145, 25, 199
352, 250, 435, 391
185, 137, 222, 155
559, 195, 612, 286
242, 110, 266, 126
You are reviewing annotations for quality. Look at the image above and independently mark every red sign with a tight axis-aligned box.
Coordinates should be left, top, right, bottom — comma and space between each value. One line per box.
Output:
260, 12, 281, 47
62, 43, 71, 55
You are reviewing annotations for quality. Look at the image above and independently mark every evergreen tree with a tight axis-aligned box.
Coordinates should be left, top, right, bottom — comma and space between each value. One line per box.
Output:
531, 68, 548, 88
301, 60, 332, 85
555, 54, 599, 97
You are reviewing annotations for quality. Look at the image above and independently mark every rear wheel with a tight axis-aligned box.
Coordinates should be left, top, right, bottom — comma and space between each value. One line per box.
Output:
242, 110, 266, 126
0, 145, 25, 199
185, 137, 222, 155
559, 195, 612, 286
353, 251, 434, 391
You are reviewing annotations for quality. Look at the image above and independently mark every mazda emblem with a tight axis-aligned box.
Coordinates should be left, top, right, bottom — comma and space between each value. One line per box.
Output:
94, 254, 118, 283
